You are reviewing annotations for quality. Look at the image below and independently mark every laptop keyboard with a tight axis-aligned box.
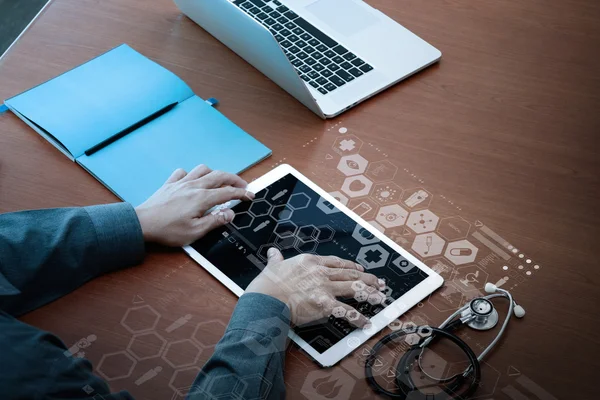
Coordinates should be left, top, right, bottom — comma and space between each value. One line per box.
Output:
233, 0, 374, 95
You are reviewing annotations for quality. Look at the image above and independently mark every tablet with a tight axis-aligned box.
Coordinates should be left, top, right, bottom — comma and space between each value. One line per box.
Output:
184, 164, 443, 366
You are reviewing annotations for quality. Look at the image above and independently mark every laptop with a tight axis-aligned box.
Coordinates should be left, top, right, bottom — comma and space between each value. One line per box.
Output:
174, 0, 441, 118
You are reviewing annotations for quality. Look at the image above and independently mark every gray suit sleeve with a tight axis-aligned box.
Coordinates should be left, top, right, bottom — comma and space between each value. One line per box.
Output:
0, 203, 145, 316
189, 293, 290, 400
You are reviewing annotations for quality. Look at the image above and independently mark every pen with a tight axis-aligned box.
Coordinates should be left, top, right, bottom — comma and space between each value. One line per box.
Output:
84, 102, 178, 156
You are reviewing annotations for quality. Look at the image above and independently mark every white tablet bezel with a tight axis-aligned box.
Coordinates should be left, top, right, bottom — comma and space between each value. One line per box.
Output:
183, 164, 444, 367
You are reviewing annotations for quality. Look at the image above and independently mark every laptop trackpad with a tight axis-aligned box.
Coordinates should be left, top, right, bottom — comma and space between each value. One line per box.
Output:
306, 0, 380, 37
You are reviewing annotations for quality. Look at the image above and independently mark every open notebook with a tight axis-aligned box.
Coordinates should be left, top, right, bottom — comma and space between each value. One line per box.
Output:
4, 44, 272, 206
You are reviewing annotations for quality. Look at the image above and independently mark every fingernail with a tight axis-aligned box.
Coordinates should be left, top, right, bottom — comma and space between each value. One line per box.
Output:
246, 191, 256, 200
378, 279, 386, 288
364, 323, 373, 330
221, 210, 234, 222
356, 263, 364, 272
267, 248, 277, 258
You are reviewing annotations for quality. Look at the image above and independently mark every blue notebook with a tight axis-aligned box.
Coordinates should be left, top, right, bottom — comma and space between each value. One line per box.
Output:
4, 44, 272, 206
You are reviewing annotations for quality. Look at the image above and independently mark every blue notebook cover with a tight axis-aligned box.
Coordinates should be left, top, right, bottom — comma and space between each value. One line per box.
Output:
4, 44, 271, 205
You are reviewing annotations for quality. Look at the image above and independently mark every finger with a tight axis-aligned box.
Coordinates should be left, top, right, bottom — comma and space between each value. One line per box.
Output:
319, 256, 364, 272
193, 209, 235, 239
196, 170, 248, 189
166, 168, 187, 183
204, 187, 256, 207
335, 302, 370, 328
181, 164, 212, 182
328, 281, 383, 299
327, 270, 385, 290
266, 247, 284, 265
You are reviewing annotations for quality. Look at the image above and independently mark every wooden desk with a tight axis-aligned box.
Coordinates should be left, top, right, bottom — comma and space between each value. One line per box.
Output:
0, 0, 598, 398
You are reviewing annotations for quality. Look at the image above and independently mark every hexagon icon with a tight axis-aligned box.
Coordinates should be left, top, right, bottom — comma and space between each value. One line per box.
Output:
316, 225, 335, 242
365, 159, 398, 182
295, 237, 318, 253
351, 281, 366, 292
257, 243, 277, 262
273, 221, 298, 238
352, 224, 380, 245
391, 256, 417, 275
169, 366, 204, 398
316, 196, 341, 215
410, 349, 449, 388
437, 216, 471, 241
332, 306, 346, 318
427, 284, 467, 312
406, 210, 440, 234
411, 233, 446, 258
349, 197, 379, 220
329, 191, 349, 206
354, 290, 368, 302
367, 292, 385, 305
376, 204, 409, 229
288, 192, 311, 210
121, 305, 161, 334
206, 374, 248, 399
242, 316, 289, 356
405, 333, 421, 346
127, 331, 167, 361
402, 188, 432, 209
96, 351, 137, 381
276, 235, 296, 250
373, 182, 403, 205
270, 204, 293, 221
444, 239, 479, 265
356, 244, 390, 270
301, 369, 355, 399
248, 200, 272, 217
333, 134, 363, 155
240, 373, 274, 400
162, 339, 204, 369
298, 225, 320, 241
368, 220, 385, 233
341, 175, 373, 198
453, 264, 489, 292
231, 211, 254, 230
192, 320, 227, 349
337, 154, 368, 176
253, 187, 269, 200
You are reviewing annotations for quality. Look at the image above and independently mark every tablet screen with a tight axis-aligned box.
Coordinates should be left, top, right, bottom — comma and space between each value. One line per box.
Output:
191, 173, 427, 353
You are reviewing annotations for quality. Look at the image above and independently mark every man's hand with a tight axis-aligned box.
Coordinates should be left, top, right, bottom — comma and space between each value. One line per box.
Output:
135, 165, 254, 246
246, 249, 386, 328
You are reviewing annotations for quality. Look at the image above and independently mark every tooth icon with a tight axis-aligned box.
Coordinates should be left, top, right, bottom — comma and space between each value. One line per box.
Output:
347, 160, 359, 170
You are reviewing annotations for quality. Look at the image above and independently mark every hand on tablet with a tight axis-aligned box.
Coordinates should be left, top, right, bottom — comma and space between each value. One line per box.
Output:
246, 248, 386, 328
135, 165, 254, 246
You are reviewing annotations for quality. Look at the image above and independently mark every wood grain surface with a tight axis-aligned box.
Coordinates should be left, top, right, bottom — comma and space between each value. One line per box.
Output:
0, 0, 598, 399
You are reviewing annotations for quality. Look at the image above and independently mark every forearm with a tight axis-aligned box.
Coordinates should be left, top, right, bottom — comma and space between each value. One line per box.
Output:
189, 293, 290, 400
0, 203, 145, 316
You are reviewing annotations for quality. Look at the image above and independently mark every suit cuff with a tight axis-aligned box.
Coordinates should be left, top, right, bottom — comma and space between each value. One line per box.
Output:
84, 203, 145, 272
227, 293, 291, 352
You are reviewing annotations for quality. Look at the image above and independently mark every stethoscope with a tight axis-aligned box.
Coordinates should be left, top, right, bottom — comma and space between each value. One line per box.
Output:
365, 283, 526, 399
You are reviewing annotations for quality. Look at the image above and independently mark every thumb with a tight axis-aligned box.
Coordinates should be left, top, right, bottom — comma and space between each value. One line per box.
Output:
266, 247, 284, 264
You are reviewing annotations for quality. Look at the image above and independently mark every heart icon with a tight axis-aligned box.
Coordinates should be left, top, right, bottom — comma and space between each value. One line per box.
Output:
349, 178, 366, 192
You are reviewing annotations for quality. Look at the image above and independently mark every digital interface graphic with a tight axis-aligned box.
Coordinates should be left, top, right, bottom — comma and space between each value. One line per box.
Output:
84, 124, 553, 400
191, 173, 428, 353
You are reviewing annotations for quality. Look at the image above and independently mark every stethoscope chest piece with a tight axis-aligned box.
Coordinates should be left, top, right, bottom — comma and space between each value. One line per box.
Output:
463, 298, 499, 331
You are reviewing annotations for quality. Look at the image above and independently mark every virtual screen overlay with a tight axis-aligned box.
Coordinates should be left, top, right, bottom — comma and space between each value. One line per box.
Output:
192, 173, 427, 353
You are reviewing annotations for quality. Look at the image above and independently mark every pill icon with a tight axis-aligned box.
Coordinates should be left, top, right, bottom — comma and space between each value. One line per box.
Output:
450, 248, 473, 256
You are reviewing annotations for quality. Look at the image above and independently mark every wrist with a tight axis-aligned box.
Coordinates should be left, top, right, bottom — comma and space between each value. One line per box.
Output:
245, 279, 290, 310
134, 206, 155, 242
